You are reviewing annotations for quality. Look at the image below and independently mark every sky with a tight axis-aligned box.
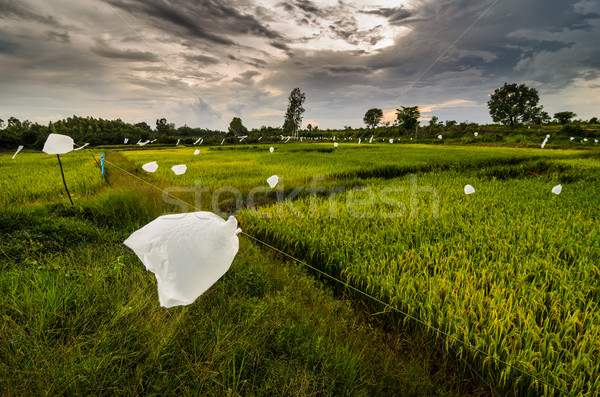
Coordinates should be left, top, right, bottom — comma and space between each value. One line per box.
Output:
1, 0, 599, 130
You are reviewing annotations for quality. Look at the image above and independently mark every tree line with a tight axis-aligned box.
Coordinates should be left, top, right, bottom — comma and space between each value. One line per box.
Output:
1, 83, 598, 150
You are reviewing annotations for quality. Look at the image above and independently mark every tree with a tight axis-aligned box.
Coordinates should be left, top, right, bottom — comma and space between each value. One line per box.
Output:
228, 117, 248, 135
363, 108, 383, 129
395, 106, 420, 132
135, 121, 152, 131
589, 117, 599, 124
487, 83, 544, 126
553, 111, 577, 125
283, 87, 305, 139
428, 115, 439, 127
156, 118, 174, 135
532, 110, 551, 125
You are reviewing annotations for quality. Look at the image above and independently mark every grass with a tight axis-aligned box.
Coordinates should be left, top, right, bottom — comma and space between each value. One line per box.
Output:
2, 142, 598, 395
0, 150, 106, 208
0, 152, 489, 396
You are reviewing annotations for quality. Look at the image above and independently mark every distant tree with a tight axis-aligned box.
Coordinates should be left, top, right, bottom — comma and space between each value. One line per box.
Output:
283, 87, 305, 139
135, 121, 152, 131
445, 120, 457, 128
0, 119, 4, 129
589, 117, 599, 124
487, 83, 544, 126
553, 111, 577, 125
363, 108, 383, 129
428, 115, 439, 127
306, 123, 313, 131
156, 118, 174, 135
532, 110, 551, 125
8, 117, 21, 129
395, 106, 420, 132
228, 117, 248, 135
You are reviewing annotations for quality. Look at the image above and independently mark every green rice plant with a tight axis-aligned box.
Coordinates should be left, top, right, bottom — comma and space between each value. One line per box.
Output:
0, 151, 106, 208
238, 153, 600, 396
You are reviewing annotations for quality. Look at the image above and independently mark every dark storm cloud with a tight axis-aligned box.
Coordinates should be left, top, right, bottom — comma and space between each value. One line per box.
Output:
104, 0, 282, 46
292, 0, 323, 17
91, 39, 158, 61
184, 53, 220, 65
46, 31, 70, 43
232, 70, 261, 84
270, 41, 290, 51
0, 0, 61, 27
360, 6, 413, 25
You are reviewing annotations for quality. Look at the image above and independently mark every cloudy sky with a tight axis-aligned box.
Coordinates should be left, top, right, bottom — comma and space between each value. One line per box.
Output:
1, 0, 599, 130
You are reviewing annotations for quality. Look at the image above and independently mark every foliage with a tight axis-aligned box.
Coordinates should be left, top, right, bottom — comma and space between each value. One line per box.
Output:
228, 117, 248, 136
554, 111, 577, 125
487, 83, 545, 126
283, 87, 306, 139
395, 106, 420, 132
363, 108, 383, 129
156, 118, 175, 135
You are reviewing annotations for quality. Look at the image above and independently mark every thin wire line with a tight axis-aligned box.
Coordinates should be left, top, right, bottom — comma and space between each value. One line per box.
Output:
385, 0, 498, 113
101, 149, 569, 396
448, 344, 501, 397
240, 232, 571, 397
346, 0, 499, 151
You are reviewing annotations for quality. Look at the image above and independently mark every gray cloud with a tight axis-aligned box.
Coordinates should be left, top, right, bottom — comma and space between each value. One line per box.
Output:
360, 6, 413, 25
184, 53, 221, 65
0, 0, 599, 129
91, 39, 158, 61
0, 0, 62, 27
46, 31, 70, 43
104, 0, 282, 46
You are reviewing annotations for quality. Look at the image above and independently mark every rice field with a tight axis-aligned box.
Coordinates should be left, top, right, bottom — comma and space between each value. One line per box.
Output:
119, 143, 600, 395
0, 150, 106, 208
2, 142, 599, 395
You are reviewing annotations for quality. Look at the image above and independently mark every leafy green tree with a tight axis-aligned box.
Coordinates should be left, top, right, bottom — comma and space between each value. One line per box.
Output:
363, 108, 383, 129
283, 87, 305, 139
428, 115, 439, 127
589, 117, 599, 124
532, 110, 551, 125
553, 111, 577, 125
135, 121, 152, 131
395, 106, 420, 132
0, 119, 4, 129
228, 117, 248, 135
156, 118, 174, 135
487, 83, 544, 126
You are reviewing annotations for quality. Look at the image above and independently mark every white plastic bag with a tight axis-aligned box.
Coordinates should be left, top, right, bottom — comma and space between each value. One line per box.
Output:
42, 133, 74, 154
124, 212, 240, 308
